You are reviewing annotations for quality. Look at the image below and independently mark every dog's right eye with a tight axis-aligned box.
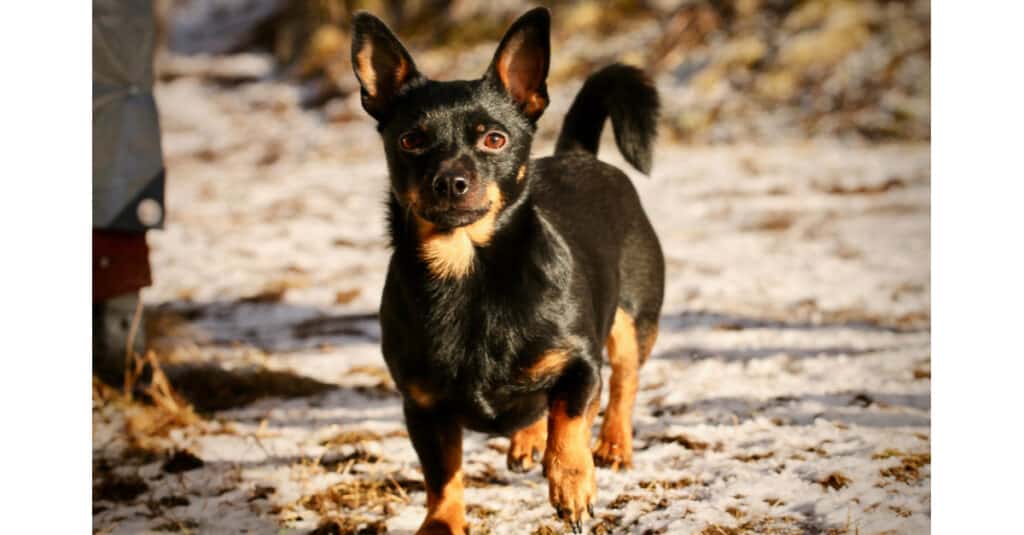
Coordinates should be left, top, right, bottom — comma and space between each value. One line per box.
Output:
399, 131, 427, 151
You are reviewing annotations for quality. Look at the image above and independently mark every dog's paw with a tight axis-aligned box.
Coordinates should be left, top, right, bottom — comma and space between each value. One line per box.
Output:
507, 417, 547, 473
592, 436, 633, 471
545, 455, 596, 533
416, 518, 467, 535
507, 446, 542, 473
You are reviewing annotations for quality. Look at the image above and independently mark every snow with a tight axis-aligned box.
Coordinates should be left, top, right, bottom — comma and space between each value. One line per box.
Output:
93, 70, 929, 535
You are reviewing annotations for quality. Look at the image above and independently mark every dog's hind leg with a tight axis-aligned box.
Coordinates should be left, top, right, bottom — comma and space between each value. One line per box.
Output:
593, 307, 658, 470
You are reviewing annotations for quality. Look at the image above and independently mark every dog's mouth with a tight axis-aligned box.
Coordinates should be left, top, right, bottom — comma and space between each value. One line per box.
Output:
417, 203, 491, 231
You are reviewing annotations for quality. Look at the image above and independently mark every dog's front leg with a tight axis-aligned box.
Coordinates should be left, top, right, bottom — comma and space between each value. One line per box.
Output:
543, 358, 600, 533
404, 401, 466, 535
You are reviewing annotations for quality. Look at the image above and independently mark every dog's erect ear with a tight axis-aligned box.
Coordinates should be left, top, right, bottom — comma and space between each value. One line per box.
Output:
484, 7, 550, 121
351, 12, 422, 121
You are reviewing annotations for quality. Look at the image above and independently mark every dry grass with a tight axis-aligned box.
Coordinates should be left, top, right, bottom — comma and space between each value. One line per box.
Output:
648, 433, 721, 452
877, 451, 931, 484
94, 351, 203, 452
335, 288, 362, 305
697, 515, 803, 535
296, 476, 424, 515
638, 478, 696, 490
817, 178, 907, 196
741, 212, 796, 232
465, 463, 510, 488
591, 513, 624, 535
607, 493, 639, 510
819, 472, 853, 491
309, 515, 387, 535
733, 451, 775, 462
320, 428, 406, 448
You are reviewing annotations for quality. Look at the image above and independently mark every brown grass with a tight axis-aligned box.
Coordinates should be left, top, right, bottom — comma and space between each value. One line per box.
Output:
819, 472, 852, 491
733, 451, 775, 462
638, 478, 695, 490
877, 451, 930, 484
591, 513, 624, 535
320, 428, 406, 448
607, 493, 638, 510
819, 178, 907, 195
296, 476, 424, 515
697, 515, 803, 535
741, 212, 796, 232
335, 288, 362, 305
97, 351, 204, 452
648, 433, 719, 452
465, 463, 510, 488
310, 516, 387, 535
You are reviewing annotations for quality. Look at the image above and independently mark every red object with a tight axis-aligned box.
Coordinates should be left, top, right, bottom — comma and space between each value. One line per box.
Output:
93, 230, 152, 302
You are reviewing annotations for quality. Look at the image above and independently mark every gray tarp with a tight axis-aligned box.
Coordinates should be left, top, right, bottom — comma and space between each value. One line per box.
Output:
93, 0, 165, 231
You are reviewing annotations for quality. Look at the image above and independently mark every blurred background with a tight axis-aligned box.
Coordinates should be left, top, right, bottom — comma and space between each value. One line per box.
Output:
94, 2, 931, 534
157, 0, 929, 143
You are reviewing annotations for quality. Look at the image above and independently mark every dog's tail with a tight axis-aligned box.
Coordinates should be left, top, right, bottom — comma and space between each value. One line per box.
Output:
554, 63, 659, 175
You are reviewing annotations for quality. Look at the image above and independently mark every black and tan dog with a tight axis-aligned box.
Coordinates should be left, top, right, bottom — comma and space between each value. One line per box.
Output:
351, 7, 664, 533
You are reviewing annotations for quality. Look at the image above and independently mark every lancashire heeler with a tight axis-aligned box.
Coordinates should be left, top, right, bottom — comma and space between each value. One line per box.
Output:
351, 7, 664, 533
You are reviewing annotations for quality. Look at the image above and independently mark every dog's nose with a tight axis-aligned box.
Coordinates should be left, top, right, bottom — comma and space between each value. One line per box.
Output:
432, 175, 470, 199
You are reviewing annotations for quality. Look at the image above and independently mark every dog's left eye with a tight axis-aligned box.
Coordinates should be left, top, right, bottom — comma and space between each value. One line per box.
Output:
399, 131, 427, 151
479, 131, 508, 152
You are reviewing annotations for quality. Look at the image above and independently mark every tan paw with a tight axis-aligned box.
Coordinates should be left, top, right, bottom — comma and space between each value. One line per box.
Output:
592, 434, 633, 471
545, 454, 596, 533
507, 417, 547, 473
416, 517, 467, 535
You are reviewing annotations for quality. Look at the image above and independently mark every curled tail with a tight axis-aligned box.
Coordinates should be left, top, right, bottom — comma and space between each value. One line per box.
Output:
554, 63, 660, 174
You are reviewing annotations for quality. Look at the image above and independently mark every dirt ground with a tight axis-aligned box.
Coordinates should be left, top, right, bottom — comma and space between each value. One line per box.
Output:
93, 55, 930, 534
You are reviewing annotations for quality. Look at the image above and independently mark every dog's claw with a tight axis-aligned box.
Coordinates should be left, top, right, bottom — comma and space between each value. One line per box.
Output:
571, 520, 582, 534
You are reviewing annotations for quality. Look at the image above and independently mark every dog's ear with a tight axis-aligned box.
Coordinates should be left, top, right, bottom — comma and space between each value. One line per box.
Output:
351, 12, 422, 121
484, 7, 550, 121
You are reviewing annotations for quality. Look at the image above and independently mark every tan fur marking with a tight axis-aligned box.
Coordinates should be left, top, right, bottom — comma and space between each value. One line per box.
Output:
523, 93, 549, 118
639, 324, 659, 364
516, 164, 527, 183
407, 382, 436, 409
544, 394, 599, 523
593, 308, 641, 470
525, 349, 570, 380
416, 183, 504, 280
419, 427, 465, 535
355, 40, 377, 97
508, 414, 547, 471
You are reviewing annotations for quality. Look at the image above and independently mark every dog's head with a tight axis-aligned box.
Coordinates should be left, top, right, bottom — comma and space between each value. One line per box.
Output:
351, 8, 550, 231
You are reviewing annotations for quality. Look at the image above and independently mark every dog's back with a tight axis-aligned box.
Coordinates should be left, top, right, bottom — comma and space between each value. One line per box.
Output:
532, 63, 664, 353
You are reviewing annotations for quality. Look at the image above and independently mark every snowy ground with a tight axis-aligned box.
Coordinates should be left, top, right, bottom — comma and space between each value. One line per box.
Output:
93, 72, 930, 534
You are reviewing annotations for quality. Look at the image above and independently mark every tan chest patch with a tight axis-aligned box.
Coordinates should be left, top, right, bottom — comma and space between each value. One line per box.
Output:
416, 183, 504, 280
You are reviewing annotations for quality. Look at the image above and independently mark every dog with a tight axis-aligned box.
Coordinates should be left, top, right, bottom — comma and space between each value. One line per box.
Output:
351, 7, 664, 534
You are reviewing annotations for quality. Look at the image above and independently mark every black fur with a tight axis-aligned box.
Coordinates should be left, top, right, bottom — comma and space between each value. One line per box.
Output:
352, 6, 665, 529
555, 63, 660, 175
